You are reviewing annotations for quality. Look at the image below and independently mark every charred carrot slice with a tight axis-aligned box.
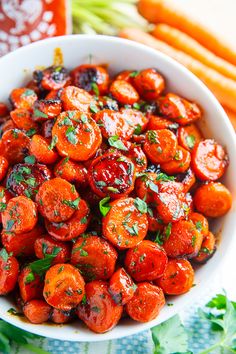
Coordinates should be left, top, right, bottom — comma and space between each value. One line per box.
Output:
29, 134, 59, 165
133, 68, 165, 100
10, 88, 37, 110
191, 139, 228, 181
77, 280, 123, 333
33, 66, 70, 91
0, 248, 19, 295
109, 268, 137, 305
33, 99, 62, 121
43, 263, 85, 311
2, 196, 37, 234
162, 220, 203, 258
144, 129, 178, 164
0, 103, 9, 117
71, 234, 117, 281
155, 258, 194, 295
52, 111, 102, 161
110, 80, 139, 105
36, 177, 80, 223
45, 198, 90, 241
125, 240, 167, 281
193, 182, 232, 217
126, 282, 165, 322
102, 197, 148, 249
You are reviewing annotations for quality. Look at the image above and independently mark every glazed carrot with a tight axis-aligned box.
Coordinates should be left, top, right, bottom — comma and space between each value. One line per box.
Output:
137, 0, 236, 65
0, 156, 8, 181
10, 108, 38, 131
152, 24, 236, 81
189, 212, 209, 238
102, 197, 148, 249
180, 168, 196, 193
10, 88, 37, 110
0, 248, 19, 295
23, 300, 52, 324
110, 80, 139, 105
77, 280, 123, 333
18, 266, 44, 302
192, 231, 216, 264
33, 99, 62, 121
36, 177, 79, 223
178, 124, 203, 151
0, 103, 9, 117
29, 134, 59, 165
147, 115, 178, 130
161, 145, 191, 174
155, 258, 194, 295
2, 196, 37, 234
109, 268, 137, 305
133, 68, 165, 100
0, 186, 12, 223
135, 172, 159, 204
126, 282, 165, 322
61, 86, 96, 112
0, 129, 30, 165
33, 66, 70, 91
45, 198, 90, 241
124, 240, 167, 282
43, 263, 85, 311
71, 234, 117, 281
119, 29, 236, 112
51, 309, 72, 324
193, 182, 232, 218
54, 158, 88, 187
34, 235, 71, 264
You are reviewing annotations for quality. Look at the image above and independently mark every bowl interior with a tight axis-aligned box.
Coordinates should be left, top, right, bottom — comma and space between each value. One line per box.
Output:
0, 35, 236, 342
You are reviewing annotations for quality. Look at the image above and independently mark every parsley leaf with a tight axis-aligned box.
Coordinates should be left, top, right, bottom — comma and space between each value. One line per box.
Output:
48, 135, 58, 150
99, 196, 111, 217
27, 247, 61, 280
151, 314, 189, 354
108, 136, 128, 151
62, 197, 80, 209
186, 135, 196, 149
66, 126, 78, 145
24, 155, 36, 164
91, 82, 100, 96
134, 197, 147, 214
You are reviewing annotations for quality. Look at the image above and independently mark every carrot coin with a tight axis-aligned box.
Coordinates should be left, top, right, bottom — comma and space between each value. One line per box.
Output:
135, 172, 159, 203
191, 139, 228, 181
2, 196, 37, 234
109, 268, 137, 305
0, 102, 9, 117
125, 240, 168, 281
0, 156, 8, 181
102, 197, 148, 249
126, 282, 165, 322
155, 259, 194, 295
158, 93, 201, 125
29, 134, 59, 165
33, 99, 62, 121
178, 123, 202, 151
43, 263, 85, 311
52, 111, 102, 161
179, 168, 196, 193
36, 177, 80, 222
88, 152, 135, 199
51, 309, 72, 324
41, 119, 55, 139
77, 280, 123, 333
144, 129, 177, 164
0, 248, 19, 295
23, 300, 52, 324
0, 186, 12, 223
162, 220, 203, 258
34, 235, 71, 264
71, 234, 117, 281
61, 86, 96, 112
110, 79, 139, 105
10, 108, 38, 131
18, 266, 44, 302
193, 182, 232, 217
45, 198, 90, 241
147, 114, 179, 130
161, 145, 191, 174
54, 158, 88, 187
10, 88, 37, 109
189, 212, 209, 237
122, 141, 147, 173
0, 129, 30, 165
133, 68, 165, 100
33, 66, 70, 91
192, 231, 216, 264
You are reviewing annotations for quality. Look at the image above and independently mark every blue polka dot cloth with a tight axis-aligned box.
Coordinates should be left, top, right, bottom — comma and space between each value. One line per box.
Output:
10, 280, 224, 354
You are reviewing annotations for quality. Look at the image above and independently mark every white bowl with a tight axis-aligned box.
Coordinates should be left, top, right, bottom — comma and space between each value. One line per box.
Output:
0, 35, 236, 342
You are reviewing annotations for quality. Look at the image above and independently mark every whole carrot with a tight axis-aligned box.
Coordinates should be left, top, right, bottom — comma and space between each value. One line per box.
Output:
152, 24, 236, 81
138, 0, 236, 66
119, 28, 236, 112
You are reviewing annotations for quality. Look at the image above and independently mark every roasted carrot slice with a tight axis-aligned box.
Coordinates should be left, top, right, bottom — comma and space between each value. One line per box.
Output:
162, 220, 203, 258
191, 139, 228, 181
33, 99, 62, 121
88, 152, 135, 199
33, 66, 70, 90
135, 172, 159, 203
34, 235, 71, 264
51, 309, 73, 324
43, 263, 85, 311
23, 300, 51, 324
36, 177, 79, 223
133, 68, 165, 100
0, 186, 12, 223
2, 196, 37, 234
147, 114, 179, 130
192, 231, 216, 264
77, 280, 123, 333
45, 198, 90, 241
102, 197, 148, 249
54, 158, 88, 187
52, 111, 102, 161
29, 134, 59, 165
110, 80, 139, 105
18, 266, 44, 302
10, 88, 37, 110
61, 86, 96, 112
0, 129, 30, 165
10, 108, 38, 131
155, 258, 194, 295
0, 156, 8, 181
121, 141, 147, 173
178, 123, 202, 151
189, 212, 209, 237
0, 103, 9, 117
41, 119, 55, 139
126, 282, 165, 322
71, 234, 117, 281
144, 129, 178, 164
161, 145, 191, 174
125, 240, 167, 281
109, 268, 137, 305
0, 248, 19, 295
193, 182, 232, 217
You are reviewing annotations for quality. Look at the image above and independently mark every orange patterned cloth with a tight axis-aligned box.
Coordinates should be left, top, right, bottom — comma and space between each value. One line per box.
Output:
0, 0, 71, 56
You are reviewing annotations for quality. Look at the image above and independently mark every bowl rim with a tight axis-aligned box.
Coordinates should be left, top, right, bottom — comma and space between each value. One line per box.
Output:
0, 34, 236, 342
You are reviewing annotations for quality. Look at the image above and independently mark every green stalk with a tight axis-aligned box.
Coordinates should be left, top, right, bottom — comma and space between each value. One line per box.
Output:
21, 343, 51, 354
